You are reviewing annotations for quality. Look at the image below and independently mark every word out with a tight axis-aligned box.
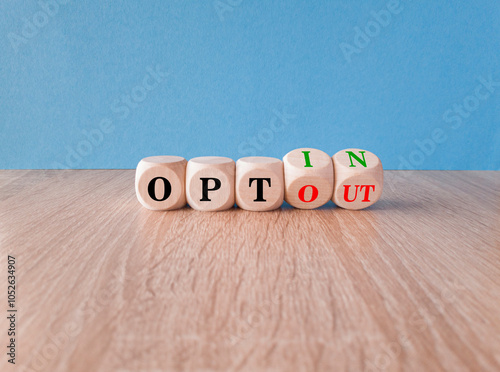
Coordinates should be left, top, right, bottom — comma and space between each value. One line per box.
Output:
135, 148, 383, 211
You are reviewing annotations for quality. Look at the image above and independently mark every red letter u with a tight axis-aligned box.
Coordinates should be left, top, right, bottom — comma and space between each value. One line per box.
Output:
343, 185, 359, 202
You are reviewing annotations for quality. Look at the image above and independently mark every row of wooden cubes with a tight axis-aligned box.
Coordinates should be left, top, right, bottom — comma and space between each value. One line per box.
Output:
135, 148, 383, 211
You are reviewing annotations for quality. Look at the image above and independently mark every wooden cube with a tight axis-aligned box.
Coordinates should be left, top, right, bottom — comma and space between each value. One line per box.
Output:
186, 156, 235, 211
135, 156, 187, 210
283, 148, 334, 209
235, 157, 284, 211
332, 148, 383, 210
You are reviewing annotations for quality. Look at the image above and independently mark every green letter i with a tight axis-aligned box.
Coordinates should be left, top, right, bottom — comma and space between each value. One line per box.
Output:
302, 151, 313, 167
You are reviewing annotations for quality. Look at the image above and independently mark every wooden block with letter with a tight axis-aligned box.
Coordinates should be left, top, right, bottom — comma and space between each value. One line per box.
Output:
135, 155, 187, 210
283, 148, 334, 209
186, 156, 235, 211
235, 157, 284, 211
332, 148, 383, 210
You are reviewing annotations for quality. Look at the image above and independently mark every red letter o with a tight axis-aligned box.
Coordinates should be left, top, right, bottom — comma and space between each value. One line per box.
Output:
298, 185, 318, 203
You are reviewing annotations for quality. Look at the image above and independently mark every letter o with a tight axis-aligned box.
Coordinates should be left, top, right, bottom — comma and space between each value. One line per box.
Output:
375, 353, 391, 369
247, 310, 263, 327
148, 177, 172, 201
96, 288, 112, 305
131, 86, 147, 102
409, 150, 425, 165
365, 20, 381, 37
33, 11, 49, 28
77, 140, 93, 156
298, 185, 319, 203
42, 343, 59, 360
463, 95, 479, 112
258, 128, 274, 144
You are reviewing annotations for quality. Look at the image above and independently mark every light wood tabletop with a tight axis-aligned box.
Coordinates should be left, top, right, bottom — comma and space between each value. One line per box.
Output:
0, 170, 499, 372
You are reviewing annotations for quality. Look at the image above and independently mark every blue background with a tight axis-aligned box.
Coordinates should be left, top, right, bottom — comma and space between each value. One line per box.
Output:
1, 0, 499, 170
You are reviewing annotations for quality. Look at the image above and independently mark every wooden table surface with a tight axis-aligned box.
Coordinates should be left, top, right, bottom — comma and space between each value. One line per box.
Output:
1, 170, 499, 372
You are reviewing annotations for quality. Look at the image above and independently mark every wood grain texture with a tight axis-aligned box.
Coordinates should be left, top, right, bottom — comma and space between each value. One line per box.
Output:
0, 170, 499, 372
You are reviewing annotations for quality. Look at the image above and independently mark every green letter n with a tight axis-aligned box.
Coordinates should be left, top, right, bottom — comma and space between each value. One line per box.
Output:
346, 150, 367, 167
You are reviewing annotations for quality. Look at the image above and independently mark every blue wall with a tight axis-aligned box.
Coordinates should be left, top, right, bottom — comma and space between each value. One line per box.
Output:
1, 0, 499, 170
